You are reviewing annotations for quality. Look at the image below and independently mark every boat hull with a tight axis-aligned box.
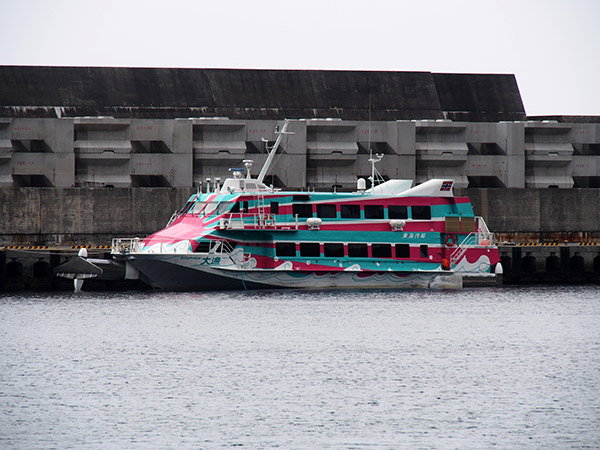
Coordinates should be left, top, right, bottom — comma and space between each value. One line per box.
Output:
126, 254, 263, 290
127, 253, 466, 291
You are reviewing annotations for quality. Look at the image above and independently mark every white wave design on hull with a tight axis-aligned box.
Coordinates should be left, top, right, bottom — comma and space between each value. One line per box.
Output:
215, 269, 463, 289
453, 254, 492, 274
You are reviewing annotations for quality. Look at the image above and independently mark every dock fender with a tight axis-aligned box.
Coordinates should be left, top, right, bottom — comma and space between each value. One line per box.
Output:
494, 262, 503, 286
494, 262, 503, 275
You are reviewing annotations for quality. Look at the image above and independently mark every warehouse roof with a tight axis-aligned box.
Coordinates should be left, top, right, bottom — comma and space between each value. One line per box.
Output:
0, 66, 526, 121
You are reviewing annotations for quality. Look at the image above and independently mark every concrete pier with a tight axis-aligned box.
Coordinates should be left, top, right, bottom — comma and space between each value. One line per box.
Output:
2, 244, 599, 291
499, 244, 600, 284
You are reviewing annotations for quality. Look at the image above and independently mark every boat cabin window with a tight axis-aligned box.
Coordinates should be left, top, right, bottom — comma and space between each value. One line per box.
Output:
372, 244, 392, 258
300, 243, 320, 257
242, 201, 248, 213
340, 204, 361, 219
230, 202, 240, 213
293, 203, 313, 218
216, 202, 232, 215
420, 245, 429, 258
388, 205, 408, 219
293, 194, 310, 202
245, 181, 257, 191
276, 242, 296, 257
317, 204, 337, 218
324, 243, 344, 257
412, 205, 431, 220
364, 205, 384, 219
395, 244, 410, 259
194, 241, 212, 253
270, 201, 279, 214
348, 243, 368, 258
190, 201, 206, 215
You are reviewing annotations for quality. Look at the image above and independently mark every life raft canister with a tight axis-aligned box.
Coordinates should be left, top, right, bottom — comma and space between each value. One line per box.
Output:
445, 234, 457, 247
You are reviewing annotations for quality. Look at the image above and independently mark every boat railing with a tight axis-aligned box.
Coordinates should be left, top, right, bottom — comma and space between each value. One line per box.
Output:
450, 217, 496, 266
218, 212, 299, 231
112, 237, 193, 255
111, 237, 143, 254
476, 216, 494, 241
165, 211, 178, 227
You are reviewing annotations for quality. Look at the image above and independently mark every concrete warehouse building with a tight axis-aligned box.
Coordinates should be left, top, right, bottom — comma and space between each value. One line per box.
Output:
1, 66, 599, 191
0, 66, 600, 247
2, 66, 600, 288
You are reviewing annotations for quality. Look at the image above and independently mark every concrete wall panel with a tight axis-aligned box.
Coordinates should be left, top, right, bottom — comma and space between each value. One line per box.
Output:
539, 189, 600, 232
0, 188, 41, 235
1, 187, 599, 245
39, 188, 94, 237
460, 188, 541, 233
0, 188, 195, 244
2, 117, 599, 190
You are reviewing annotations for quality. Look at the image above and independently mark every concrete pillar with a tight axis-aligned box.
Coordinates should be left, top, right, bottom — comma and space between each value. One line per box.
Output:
53, 119, 76, 187
172, 119, 193, 187
560, 246, 570, 279
499, 122, 525, 188
0, 250, 5, 290
512, 247, 522, 279
396, 121, 416, 180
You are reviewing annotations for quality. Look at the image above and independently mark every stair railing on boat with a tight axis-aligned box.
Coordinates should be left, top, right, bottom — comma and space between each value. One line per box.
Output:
449, 217, 496, 267
209, 239, 253, 269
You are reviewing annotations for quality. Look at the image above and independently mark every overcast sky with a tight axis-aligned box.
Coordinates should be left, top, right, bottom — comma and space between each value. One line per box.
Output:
1, 0, 598, 116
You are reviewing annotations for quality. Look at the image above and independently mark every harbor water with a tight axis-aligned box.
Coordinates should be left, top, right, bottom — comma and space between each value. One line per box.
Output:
1, 286, 599, 449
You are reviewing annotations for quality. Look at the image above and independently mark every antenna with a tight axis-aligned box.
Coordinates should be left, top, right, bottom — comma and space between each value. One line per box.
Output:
368, 93, 372, 156
257, 120, 293, 183
243, 160, 254, 179
368, 150, 384, 188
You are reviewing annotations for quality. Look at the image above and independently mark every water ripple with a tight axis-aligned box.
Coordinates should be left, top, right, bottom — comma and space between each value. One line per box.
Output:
1, 286, 599, 448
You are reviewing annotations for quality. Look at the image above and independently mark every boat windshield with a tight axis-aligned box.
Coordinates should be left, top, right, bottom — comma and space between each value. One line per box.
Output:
203, 202, 219, 215
178, 200, 195, 215
190, 201, 234, 216
189, 201, 206, 215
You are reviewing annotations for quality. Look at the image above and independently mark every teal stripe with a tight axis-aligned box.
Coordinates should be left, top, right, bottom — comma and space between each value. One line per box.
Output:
209, 230, 447, 245
190, 192, 475, 219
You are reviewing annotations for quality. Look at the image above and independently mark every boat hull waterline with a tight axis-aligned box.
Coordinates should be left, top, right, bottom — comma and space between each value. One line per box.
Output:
126, 252, 499, 290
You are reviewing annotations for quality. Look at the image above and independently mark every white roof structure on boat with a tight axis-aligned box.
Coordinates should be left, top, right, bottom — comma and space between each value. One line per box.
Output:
220, 177, 270, 193
399, 179, 455, 197
367, 179, 413, 195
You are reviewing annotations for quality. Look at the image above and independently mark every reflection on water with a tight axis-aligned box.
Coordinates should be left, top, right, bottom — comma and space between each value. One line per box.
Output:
1, 286, 599, 449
